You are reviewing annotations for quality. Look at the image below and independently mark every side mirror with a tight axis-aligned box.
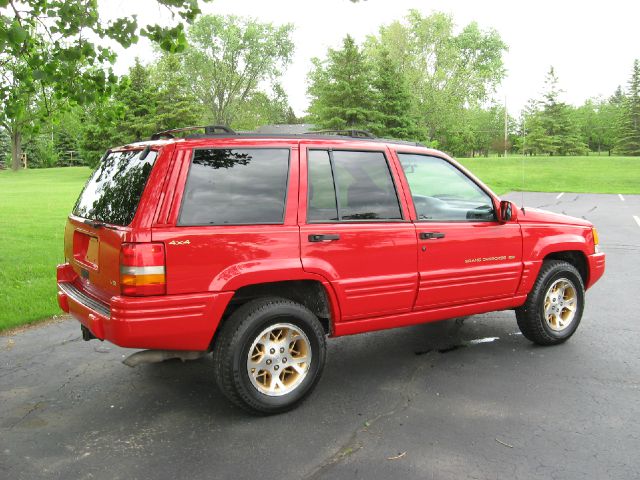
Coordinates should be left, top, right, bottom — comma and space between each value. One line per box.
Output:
499, 200, 518, 223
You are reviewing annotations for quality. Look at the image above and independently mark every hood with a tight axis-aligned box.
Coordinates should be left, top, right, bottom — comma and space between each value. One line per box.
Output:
517, 207, 592, 227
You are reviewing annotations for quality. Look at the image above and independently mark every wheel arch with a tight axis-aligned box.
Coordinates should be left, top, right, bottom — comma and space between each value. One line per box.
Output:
542, 250, 588, 287
211, 278, 340, 350
518, 248, 589, 297
515, 256, 585, 345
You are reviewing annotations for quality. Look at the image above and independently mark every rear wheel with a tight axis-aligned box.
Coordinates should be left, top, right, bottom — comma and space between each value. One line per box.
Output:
213, 297, 326, 415
515, 260, 585, 345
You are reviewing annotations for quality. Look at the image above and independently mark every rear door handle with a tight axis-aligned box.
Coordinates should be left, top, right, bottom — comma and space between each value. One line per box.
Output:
308, 234, 340, 242
419, 232, 446, 240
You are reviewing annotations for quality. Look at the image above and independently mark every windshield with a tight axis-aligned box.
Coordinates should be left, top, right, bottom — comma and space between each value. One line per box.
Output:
73, 150, 157, 226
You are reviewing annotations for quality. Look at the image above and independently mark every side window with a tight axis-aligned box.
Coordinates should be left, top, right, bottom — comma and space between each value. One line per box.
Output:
398, 154, 495, 222
307, 149, 402, 222
179, 148, 289, 225
308, 150, 338, 222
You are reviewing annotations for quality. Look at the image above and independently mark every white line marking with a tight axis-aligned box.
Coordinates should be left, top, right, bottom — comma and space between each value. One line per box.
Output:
619, 194, 625, 201
556, 192, 564, 200
634, 215, 640, 228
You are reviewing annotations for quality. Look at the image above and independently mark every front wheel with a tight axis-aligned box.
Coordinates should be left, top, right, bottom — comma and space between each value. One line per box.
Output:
515, 260, 585, 346
213, 297, 326, 415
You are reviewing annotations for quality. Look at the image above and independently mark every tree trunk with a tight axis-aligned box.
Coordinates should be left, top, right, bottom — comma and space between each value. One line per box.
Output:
11, 128, 22, 171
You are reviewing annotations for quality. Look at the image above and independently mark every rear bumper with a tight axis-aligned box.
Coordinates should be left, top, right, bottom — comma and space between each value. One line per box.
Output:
57, 268, 234, 351
586, 252, 605, 289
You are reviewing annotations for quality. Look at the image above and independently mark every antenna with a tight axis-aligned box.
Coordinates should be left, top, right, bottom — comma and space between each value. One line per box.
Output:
504, 96, 508, 158
521, 116, 526, 214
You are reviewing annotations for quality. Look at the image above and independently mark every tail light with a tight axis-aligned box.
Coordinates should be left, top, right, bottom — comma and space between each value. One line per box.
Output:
120, 243, 166, 296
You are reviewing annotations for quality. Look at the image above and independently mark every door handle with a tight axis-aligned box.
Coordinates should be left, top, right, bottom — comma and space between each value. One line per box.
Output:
308, 234, 340, 242
419, 232, 445, 240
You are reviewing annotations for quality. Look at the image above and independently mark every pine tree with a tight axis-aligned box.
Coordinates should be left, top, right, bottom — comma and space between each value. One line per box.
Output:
522, 100, 550, 155
78, 101, 121, 166
307, 35, 377, 131
370, 47, 421, 140
527, 67, 587, 155
115, 59, 158, 142
615, 59, 640, 156
152, 54, 204, 132
78, 60, 158, 165
610, 85, 625, 107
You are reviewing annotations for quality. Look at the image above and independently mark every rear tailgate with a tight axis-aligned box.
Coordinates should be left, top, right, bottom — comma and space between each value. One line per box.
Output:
61, 148, 162, 302
64, 217, 129, 301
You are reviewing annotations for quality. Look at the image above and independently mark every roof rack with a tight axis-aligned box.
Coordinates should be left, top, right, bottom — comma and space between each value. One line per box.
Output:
145, 125, 425, 147
306, 129, 376, 139
151, 125, 237, 140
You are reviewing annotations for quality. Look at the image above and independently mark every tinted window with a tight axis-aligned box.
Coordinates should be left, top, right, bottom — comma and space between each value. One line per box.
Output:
307, 150, 402, 222
73, 150, 157, 226
398, 154, 495, 221
179, 149, 289, 225
308, 150, 338, 222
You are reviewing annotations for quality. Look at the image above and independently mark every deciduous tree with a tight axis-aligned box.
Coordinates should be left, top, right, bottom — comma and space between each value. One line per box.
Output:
183, 15, 294, 126
0, 0, 209, 170
575, 97, 622, 155
367, 11, 507, 145
232, 84, 297, 131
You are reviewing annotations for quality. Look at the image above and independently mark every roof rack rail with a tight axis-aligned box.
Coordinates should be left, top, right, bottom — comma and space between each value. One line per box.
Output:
151, 125, 237, 140
306, 129, 376, 139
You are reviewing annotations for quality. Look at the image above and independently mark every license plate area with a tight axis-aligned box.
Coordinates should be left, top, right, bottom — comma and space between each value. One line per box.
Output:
73, 230, 99, 269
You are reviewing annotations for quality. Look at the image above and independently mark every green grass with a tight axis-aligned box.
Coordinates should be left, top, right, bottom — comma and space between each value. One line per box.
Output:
0, 156, 639, 331
457, 155, 640, 195
0, 167, 91, 331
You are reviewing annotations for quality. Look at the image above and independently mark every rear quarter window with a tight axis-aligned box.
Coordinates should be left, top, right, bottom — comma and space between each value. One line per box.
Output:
179, 148, 290, 226
73, 149, 157, 226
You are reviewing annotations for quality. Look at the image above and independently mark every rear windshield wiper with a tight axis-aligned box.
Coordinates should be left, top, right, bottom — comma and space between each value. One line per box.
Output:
83, 219, 118, 230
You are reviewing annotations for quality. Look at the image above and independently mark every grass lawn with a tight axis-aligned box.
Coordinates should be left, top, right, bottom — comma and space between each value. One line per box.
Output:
457, 155, 640, 195
0, 155, 638, 331
0, 167, 91, 331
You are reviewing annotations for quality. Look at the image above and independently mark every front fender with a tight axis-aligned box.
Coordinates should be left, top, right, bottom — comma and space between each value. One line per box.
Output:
530, 233, 591, 260
517, 226, 592, 295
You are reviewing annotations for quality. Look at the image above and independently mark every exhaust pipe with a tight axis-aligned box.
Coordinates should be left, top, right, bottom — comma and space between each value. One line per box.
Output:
123, 350, 207, 367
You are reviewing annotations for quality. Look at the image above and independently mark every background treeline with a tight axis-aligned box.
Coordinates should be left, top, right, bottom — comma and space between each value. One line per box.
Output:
307, 11, 640, 158
1, 9, 640, 169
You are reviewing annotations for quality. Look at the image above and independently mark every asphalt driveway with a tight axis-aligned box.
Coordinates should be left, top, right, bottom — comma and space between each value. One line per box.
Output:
1, 192, 639, 480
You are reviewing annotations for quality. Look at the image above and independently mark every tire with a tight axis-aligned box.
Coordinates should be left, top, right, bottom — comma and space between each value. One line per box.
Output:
213, 296, 327, 415
515, 260, 585, 346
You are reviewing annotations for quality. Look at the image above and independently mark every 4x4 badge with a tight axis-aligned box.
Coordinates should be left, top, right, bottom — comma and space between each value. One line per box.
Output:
168, 240, 191, 245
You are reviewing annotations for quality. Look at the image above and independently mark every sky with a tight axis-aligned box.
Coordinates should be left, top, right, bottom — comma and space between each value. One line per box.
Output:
104, 0, 640, 117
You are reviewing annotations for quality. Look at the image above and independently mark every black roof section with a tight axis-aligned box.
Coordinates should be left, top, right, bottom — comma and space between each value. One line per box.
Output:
151, 125, 237, 140
149, 125, 426, 147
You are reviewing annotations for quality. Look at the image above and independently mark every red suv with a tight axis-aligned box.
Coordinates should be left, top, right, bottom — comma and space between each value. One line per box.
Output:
57, 126, 605, 414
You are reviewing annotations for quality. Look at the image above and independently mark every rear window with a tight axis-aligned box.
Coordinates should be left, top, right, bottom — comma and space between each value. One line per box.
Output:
73, 150, 157, 226
179, 148, 290, 225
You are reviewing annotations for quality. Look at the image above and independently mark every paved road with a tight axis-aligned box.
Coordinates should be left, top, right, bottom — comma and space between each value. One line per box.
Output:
2, 192, 639, 480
